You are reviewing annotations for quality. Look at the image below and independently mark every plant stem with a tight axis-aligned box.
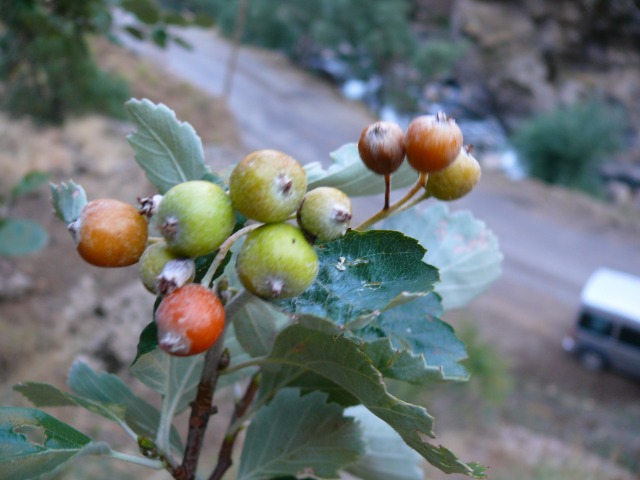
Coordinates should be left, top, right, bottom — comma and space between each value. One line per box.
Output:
108, 450, 164, 469
208, 374, 261, 480
200, 223, 262, 288
355, 172, 428, 230
384, 173, 391, 210
171, 289, 254, 480
218, 357, 266, 377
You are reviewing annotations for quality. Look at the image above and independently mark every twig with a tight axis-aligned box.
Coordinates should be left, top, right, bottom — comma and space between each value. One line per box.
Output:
200, 223, 262, 288
355, 172, 427, 230
208, 374, 261, 480
171, 289, 253, 480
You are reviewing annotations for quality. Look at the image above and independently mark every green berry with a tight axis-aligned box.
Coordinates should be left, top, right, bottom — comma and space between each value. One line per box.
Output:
157, 180, 235, 258
425, 146, 481, 201
297, 187, 352, 243
139, 241, 195, 294
236, 223, 318, 299
229, 150, 307, 223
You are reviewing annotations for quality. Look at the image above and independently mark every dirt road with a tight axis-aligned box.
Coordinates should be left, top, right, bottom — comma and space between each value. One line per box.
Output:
122, 28, 640, 401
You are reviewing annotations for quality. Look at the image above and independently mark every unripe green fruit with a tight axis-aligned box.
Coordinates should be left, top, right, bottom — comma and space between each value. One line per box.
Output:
425, 146, 481, 200
157, 180, 235, 258
139, 241, 195, 294
236, 223, 318, 299
297, 187, 352, 243
229, 150, 307, 223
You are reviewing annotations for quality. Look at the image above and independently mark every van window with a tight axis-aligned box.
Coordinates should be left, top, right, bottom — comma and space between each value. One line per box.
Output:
578, 312, 613, 336
618, 327, 640, 349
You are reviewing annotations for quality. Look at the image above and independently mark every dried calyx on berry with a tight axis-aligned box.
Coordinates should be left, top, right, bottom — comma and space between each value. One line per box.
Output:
357, 121, 406, 175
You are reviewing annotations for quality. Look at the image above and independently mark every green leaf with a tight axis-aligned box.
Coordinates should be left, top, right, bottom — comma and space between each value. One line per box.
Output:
305, 143, 418, 197
360, 293, 469, 382
260, 319, 486, 478
0, 407, 108, 480
0, 219, 48, 257
121, 0, 160, 25
219, 322, 260, 387
238, 389, 363, 480
163, 12, 188, 26
130, 348, 203, 415
343, 405, 423, 480
50, 181, 87, 224
133, 318, 159, 364
381, 204, 502, 310
277, 230, 439, 327
125, 98, 207, 194
10, 171, 50, 200
66, 360, 182, 452
233, 296, 290, 357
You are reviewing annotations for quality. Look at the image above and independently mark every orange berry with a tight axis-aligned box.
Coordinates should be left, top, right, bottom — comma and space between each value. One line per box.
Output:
155, 284, 225, 356
73, 198, 148, 267
405, 112, 463, 173
357, 121, 406, 175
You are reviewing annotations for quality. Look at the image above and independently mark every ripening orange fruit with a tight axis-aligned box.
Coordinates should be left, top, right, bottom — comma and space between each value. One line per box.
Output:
357, 121, 406, 175
405, 112, 463, 173
155, 284, 225, 356
73, 198, 148, 267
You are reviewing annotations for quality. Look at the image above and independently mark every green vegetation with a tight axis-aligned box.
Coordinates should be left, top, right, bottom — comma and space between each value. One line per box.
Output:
512, 101, 628, 194
0, 0, 213, 124
207, 0, 466, 112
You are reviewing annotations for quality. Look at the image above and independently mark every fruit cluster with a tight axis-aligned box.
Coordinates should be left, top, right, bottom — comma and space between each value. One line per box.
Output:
65, 111, 479, 358
358, 111, 481, 200
68, 149, 352, 356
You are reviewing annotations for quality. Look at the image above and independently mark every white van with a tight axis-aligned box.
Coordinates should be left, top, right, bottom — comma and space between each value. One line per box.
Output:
562, 268, 640, 378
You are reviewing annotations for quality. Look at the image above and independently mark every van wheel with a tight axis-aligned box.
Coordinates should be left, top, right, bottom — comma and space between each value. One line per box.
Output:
579, 350, 607, 372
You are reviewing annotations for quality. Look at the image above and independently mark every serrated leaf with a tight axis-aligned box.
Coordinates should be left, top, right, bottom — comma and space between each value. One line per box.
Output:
260, 319, 486, 478
0, 407, 107, 480
233, 296, 290, 357
125, 99, 206, 194
50, 181, 87, 224
130, 348, 203, 415
219, 322, 259, 387
344, 405, 423, 480
381, 204, 502, 310
305, 143, 418, 197
360, 293, 469, 382
65, 360, 183, 452
238, 389, 363, 480
277, 230, 439, 327
0, 219, 48, 257
11, 171, 49, 200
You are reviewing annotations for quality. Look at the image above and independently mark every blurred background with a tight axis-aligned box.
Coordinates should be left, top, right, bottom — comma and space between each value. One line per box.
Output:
1, 1, 640, 479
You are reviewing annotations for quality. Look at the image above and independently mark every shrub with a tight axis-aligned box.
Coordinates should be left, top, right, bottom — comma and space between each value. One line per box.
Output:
512, 101, 628, 194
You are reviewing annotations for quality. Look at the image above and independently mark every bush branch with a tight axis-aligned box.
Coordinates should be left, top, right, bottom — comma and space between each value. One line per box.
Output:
208, 373, 260, 480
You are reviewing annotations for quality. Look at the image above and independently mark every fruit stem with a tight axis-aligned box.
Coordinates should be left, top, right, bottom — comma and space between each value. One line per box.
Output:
108, 450, 164, 470
200, 223, 263, 288
396, 191, 432, 214
208, 373, 260, 480
355, 172, 427, 230
384, 173, 391, 210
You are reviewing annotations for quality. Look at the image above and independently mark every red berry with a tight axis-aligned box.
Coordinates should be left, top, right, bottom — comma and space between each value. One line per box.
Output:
357, 121, 406, 175
72, 198, 148, 267
405, 112, 463, 173
155, 284, 225, 356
